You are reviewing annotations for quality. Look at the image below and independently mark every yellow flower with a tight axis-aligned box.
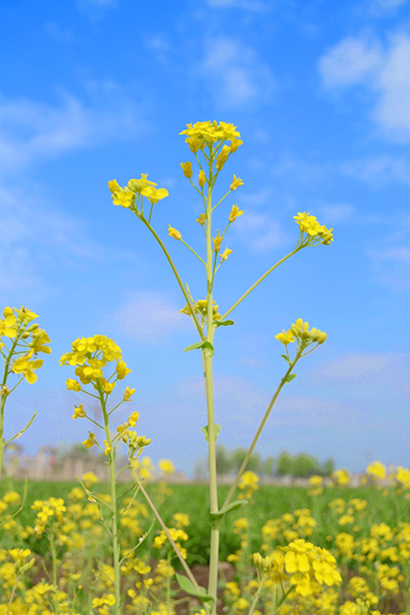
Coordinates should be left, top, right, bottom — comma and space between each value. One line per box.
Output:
180, 120, 241, 144
216, 144, 231, 170
212, 231, 223, 252
123, 386, 136, 401
275, 329, 295, 345
128, 411, 139, 426
66, 378, 81, 392
158, 459, 175, 475
116, 359, 131, 380
168, 225, 182, 240
196, 213, 207, 226
140, 185, 169, 205
72, 404, 86, 419
198, 169, 206, 187
180, 161, 193, 178
230, 174, 244, 190
103, 440, 112, 456
293, 212, 334, 244
230, 137, 243, 152
220, 247, 232, 262
229, 204, 243, 222
83, 433, 96, 448
366, 461, 386, 480
12, 355, 43, 384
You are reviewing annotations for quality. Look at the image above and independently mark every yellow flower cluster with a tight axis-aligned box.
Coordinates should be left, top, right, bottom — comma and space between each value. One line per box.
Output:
275, 318, 327, 349
179, 120, 242, 151
108, 174, 169, 217
294, 212, 334, 245
238, 470, 259, 500
0, 306, 51, 384
179, 298, 222, 322
60, 335, 130, 392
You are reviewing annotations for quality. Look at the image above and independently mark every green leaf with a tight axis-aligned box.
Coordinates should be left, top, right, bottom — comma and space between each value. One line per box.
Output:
209, 499, 248, 519
184, 340, 214, 358
214, 319, 234, 328
283, 373, 297, 383
175, 573, 214, 606
281, 354, 291, 365
184, 341, 205, 353
201, 424, 222, 442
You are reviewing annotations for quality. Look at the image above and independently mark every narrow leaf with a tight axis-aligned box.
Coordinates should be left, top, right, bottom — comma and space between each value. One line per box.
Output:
201, 424, 222, 442
175, 573, 214, 605
214, 319, 234, 328
210, 499, 248, 519
281, 354, 291, 365
184, 340, 215, 358
184, 341, 204, 353
283, 373, 297, 383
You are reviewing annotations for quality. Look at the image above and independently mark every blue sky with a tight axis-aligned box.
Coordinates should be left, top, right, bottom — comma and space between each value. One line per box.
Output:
1, 0, 410, 476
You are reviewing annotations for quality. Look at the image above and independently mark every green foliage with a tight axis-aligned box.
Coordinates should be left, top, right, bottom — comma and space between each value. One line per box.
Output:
277, 451, 334, 477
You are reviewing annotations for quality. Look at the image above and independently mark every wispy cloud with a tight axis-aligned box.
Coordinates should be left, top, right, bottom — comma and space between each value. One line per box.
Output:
200, 37, 275, 109
319, 33, 383, 88
44, 22, 75, 43
206, 0, 268, 10
115, 291, 191, 343
310, 352, 410, 392
367, 0, 410, 14
76, 0, 117, 20
0, 183, 102, 297
340, 155, 410, 185
234, 211, 290, 253
319, 31, 410, 142
0, 80, 146, 177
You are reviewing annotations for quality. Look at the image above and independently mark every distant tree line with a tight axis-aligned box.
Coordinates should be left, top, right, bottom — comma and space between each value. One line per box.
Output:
202, 445, 334, 478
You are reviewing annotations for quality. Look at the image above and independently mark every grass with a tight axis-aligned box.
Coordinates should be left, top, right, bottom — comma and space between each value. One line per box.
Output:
1, 478, 407, 567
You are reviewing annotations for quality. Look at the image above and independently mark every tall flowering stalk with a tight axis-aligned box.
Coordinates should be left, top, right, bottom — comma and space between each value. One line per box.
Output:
108, 120, 334, 614
0, 306, 51, 478
60, 335, 151, 615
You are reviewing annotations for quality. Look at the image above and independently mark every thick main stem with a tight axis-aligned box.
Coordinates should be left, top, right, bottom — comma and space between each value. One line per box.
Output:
203, 157, 220, 614
100, 388, 120, 615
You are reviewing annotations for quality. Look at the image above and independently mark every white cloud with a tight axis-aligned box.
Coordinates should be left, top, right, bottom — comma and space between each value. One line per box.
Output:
369, 0, 410, 12
341, 155, 410, 185
310, 352, 410, 391
319, 32, 410, 142
206, 0, 267, 10
234, 211, 290, 253
367, 243, 410, 291
200, 37, 275, 108
0, 81, 145, 176
319, 34, 383, 88
373, 34, 410, 140
115, 291, 191, 343
272, 396, 370, 429
44, 22, 75, 43
0, 183, 102, 296
317, 203, 355, 223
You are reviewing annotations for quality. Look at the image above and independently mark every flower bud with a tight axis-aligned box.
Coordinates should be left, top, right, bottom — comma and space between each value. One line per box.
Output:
180, 162, 193, 178
198, 169, 206, 188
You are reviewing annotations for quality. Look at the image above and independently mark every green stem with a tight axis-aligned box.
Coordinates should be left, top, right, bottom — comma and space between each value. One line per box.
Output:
49, 535, 59, 614
220, 248, 301, 322
0, 335, 21, 478
140, 217, 205, 340
204, 150, 219, 614
132, 471, 201, 592
97, 382, 120, 615
222, 358, 299, 511
180, 238, 206, 266
247, 577, 265, 615
167, 550, 171, 615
